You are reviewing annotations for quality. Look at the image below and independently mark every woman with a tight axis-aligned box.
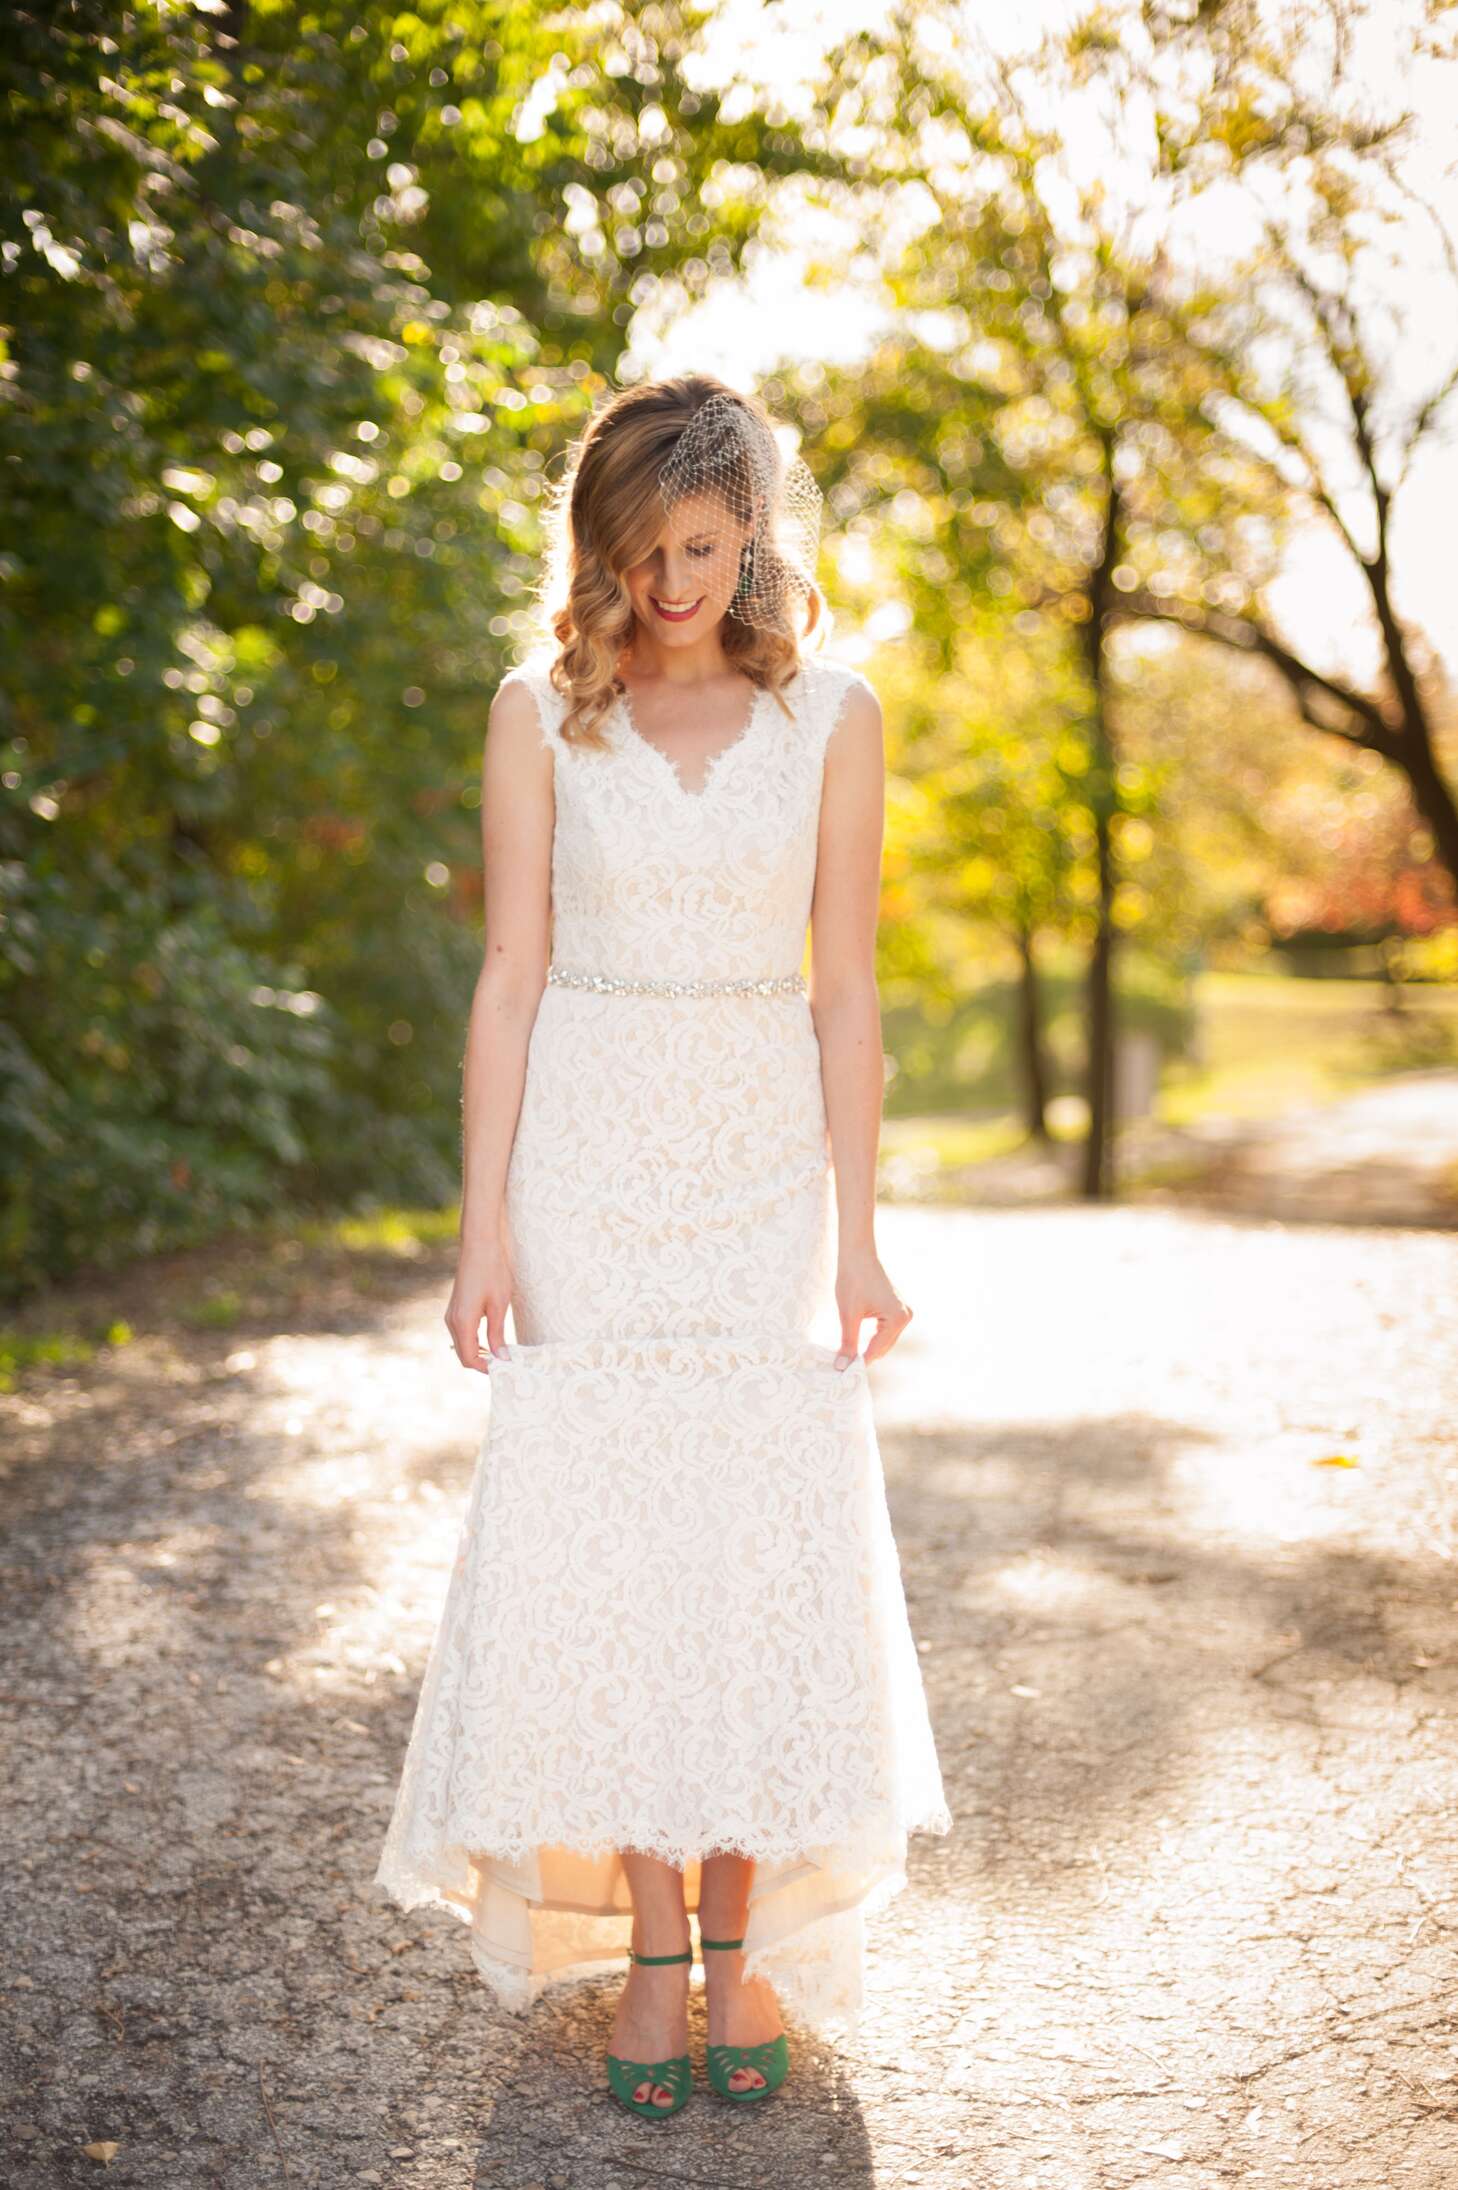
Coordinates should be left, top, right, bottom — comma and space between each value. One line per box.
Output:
375, 376, 951, 2117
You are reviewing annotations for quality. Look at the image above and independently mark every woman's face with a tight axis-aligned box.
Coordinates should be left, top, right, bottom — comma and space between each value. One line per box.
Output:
620, 490, 749, 646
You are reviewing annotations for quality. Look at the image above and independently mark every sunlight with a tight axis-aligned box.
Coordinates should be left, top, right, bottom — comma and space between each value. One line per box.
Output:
637, 0, 1458, 680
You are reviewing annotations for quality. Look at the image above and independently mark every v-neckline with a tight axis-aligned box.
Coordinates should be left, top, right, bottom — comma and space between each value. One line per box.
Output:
615, 677, 766, 802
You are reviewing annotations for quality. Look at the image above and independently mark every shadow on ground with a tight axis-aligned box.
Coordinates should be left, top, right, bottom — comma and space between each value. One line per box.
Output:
3, 1204, 1456, 2186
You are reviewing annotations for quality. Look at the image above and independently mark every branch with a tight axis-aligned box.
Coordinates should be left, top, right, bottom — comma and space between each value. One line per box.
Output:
1105, 589, 1400, 756
1394, 354, 1458, 491
1276, 242, 1394, 567
1186, 265, 1367, 563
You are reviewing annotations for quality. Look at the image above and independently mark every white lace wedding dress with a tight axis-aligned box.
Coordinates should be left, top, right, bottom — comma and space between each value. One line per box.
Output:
374, 648, 951, 2030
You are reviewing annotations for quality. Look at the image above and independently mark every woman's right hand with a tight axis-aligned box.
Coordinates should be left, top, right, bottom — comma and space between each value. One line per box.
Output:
445, 1233, 516, 1374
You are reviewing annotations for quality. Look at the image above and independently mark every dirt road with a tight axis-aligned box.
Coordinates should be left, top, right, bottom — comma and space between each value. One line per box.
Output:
3, 1201, 1456, 2186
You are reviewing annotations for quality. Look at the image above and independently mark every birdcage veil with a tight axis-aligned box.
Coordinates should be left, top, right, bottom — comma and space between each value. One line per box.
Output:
656, 391, 822, 634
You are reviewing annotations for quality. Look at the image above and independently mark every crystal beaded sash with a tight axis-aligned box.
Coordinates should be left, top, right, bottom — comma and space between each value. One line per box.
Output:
546, 963, 806, 1000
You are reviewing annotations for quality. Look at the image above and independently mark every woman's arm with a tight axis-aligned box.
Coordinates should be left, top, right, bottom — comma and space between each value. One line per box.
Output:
808, 676, 913, 1368
445, 677, 555, 1374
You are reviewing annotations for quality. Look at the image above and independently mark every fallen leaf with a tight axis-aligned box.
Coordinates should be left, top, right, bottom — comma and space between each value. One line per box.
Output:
83, 2143, 119, 2166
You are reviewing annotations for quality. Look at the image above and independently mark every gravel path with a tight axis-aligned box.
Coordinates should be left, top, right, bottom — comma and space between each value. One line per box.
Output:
3, 1201, 1457, 2187
917, 1067, 1458, 1229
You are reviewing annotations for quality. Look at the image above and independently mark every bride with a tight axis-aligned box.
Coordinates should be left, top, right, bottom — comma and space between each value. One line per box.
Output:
376, 375, 951, 2118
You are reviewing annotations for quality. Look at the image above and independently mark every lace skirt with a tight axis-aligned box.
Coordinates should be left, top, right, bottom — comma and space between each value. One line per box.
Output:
373, 987, 952, 2030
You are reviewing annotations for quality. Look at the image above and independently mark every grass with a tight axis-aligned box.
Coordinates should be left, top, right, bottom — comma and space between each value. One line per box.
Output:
0, 1321, 133, 1393
1156, 971, 1458, 1127
875, 968, 1458, 1199
0, 1203, 460, 1392
298, 1205, 462, 1256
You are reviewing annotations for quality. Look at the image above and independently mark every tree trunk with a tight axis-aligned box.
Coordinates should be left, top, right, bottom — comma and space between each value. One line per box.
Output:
1368, 551, 1458, 881
1397, 727, 1458, 884
1080, 438, 1121, 1201
1081, 800, 1116, 1199
1014, 920, 1051, 1141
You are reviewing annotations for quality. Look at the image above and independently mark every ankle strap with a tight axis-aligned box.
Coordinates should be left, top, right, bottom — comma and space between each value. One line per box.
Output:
698, 1935, 745, 1952
627, 1946, 692, 1966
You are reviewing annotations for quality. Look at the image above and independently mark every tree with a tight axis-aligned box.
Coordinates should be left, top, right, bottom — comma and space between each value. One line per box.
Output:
793, 80, 1256, 1192
1087, 0, 1458, 889
797, 0, 1455, 1191
0, 0, 860, 1292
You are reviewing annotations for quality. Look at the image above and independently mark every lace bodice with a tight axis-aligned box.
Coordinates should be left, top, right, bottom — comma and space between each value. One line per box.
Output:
501, 652, 874, 982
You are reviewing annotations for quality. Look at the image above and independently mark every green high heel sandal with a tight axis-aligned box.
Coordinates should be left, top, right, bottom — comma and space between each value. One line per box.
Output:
605, 1945, 693, 2119
700, 1935, 790, 2102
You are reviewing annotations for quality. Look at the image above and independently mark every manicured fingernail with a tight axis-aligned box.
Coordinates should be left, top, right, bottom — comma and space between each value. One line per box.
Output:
834, 1352, 851, 1370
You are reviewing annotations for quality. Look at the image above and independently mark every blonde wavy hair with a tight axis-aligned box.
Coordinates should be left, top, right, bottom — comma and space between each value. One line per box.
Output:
527, 374, 826, 750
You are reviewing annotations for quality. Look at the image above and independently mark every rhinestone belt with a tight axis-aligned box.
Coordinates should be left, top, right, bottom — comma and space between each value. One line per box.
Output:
547, 963, 807, 999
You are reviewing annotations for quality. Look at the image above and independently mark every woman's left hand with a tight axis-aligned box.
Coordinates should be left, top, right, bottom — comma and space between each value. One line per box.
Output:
834, 1248, 913, 1368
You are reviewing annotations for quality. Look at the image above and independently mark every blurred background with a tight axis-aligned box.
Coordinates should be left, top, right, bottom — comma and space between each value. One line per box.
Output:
6, 15, 1458, 2184
5, 0, 1457, 1337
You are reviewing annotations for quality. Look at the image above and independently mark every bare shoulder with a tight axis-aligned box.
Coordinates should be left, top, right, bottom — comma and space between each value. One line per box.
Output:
820, 660, 884, 765
485, 663, 558, 773
811, 660, 885, 914
488, 666, 548, 737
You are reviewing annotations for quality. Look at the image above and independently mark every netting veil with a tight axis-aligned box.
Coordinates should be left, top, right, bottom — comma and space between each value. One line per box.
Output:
657, 391, 823, 634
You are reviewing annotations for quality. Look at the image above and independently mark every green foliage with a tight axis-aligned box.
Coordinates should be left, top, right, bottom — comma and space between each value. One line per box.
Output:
0, 849, 340, 1295
882, 950, 1195, 1118
8, 1, 1450, 1295
1, 1, 833, 1297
